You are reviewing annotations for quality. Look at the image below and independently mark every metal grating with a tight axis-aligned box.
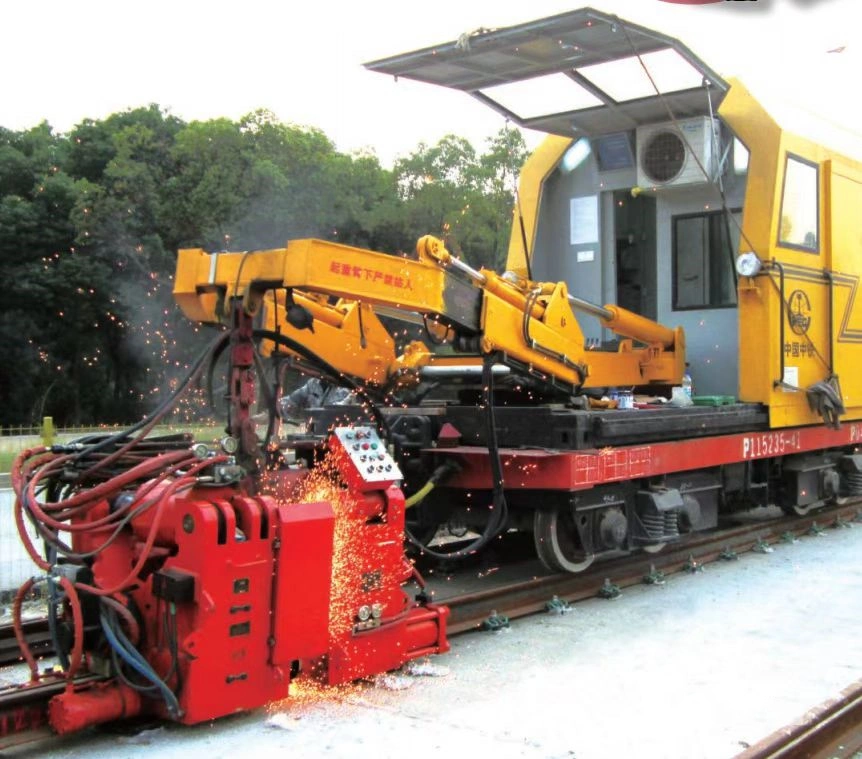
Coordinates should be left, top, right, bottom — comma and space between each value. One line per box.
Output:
365, 7, 727, 139
641, 130, 686, 182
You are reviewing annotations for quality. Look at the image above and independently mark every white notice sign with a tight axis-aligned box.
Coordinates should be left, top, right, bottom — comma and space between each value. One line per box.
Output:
577, 250, 595, 263
570, 195, 599, 245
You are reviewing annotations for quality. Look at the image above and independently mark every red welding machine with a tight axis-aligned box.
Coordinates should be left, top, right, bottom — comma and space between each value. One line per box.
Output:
20, 426, 447, 734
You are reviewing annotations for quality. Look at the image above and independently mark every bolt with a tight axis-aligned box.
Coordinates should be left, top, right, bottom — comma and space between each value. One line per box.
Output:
643, 564, 666, 585
545, 595, 572, 614
752, 538, 773, 554
598, 578, 621, 599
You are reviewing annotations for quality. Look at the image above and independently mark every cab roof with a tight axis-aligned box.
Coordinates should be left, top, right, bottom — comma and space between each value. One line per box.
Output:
365, 7, 728, 139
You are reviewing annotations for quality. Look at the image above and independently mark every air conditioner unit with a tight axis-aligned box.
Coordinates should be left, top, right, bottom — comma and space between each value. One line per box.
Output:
636, 117, 720, 188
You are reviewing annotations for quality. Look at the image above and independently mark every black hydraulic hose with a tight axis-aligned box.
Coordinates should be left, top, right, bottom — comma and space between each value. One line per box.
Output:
521, 288, 540, 348
514, 178, 533, 282
205, 334, 231, 413
481, 351, 510, 529
252, 345, 279, 445
252, 329, 390, 436
45, 545, 70, 671
422, 314, 448, 346
520, 288, 585, 393
403, 353, 509, 560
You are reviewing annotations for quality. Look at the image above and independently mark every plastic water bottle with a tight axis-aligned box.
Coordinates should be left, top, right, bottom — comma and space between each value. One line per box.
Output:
682, 364, 693, 399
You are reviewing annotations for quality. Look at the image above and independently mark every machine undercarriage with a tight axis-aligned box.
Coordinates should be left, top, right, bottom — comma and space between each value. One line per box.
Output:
301, 397, 862, 574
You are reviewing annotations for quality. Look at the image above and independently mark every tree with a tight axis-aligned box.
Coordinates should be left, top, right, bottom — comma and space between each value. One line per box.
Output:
161, 118, 251, 249
392, 128, 526, 270
232, 113, 342, 247
0, 107, 529, 426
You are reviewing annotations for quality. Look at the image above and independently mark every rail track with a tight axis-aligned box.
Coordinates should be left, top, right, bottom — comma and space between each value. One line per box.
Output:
438, 503, 862, 634
737, 676, 862, 758
2, 502, 862, 755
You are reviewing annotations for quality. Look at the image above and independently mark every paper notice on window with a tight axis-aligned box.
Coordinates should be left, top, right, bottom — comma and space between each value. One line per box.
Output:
570, 195, 599, 245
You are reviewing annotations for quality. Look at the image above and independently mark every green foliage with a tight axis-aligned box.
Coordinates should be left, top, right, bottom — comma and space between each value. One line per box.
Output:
0, 108, 527, 426
392, 127, 527, 268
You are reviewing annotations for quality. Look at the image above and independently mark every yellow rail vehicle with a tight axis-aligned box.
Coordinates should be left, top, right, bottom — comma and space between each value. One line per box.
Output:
13, 9, 862, 747
507, 81, 862, 430
175, 9, 862, 573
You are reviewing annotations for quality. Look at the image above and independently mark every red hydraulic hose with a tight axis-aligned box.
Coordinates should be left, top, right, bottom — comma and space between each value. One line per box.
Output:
102, 595, 141, 646
12, 575, 85, 683
25, 450, 196, 533
74, 456, 228, 597
13, 578, 40, 682
58, 576, 84, 680
26, 449, 193, 520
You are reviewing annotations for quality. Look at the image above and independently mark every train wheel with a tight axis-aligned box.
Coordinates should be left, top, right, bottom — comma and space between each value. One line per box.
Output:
780, 501, 823, 517
642, 542, 667, 554
534, 509, 595, 573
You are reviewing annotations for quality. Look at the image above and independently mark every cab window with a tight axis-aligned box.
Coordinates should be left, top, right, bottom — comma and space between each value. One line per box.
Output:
673, 209, 740, 310
778, 155, 819, 252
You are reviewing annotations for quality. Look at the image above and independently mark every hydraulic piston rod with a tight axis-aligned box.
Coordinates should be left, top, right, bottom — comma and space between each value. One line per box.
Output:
418, 236, 676, 351
442, 252, 675, 350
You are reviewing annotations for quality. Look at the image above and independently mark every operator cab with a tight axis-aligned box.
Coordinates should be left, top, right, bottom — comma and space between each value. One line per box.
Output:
366, 8, 748, 397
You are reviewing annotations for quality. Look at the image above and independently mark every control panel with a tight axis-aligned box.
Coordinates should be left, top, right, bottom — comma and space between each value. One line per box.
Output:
330, 426, 402, 487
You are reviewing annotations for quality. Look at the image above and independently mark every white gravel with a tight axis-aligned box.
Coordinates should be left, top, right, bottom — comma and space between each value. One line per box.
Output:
10, 518, 862, 759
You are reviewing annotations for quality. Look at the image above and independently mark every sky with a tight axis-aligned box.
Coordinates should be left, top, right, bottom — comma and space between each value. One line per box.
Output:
2, 0, 859, 166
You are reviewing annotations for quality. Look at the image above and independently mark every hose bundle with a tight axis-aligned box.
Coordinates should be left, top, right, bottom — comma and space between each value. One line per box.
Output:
11, 331, 231, 716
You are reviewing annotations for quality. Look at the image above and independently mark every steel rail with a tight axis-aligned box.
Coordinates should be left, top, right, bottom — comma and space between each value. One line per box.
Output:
0, 674, 103, 750
0, 618, 51, 666
0, 501, 860, 751
736, 677, 862, 758
441, 502, 861, 633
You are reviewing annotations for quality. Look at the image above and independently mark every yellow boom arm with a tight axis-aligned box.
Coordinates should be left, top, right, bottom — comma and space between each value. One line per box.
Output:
174, 237, 685, 392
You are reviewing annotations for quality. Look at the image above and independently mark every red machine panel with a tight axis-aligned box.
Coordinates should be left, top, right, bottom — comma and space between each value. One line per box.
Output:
272, 501, 335, 664
327, 604, 450, 685
329, 425, 402, 491
157, 493, 288, 724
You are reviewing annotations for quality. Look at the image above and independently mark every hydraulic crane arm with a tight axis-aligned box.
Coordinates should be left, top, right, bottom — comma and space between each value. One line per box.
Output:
175, 238, 482, 333
174, 238, 483, 389
174, 237, 685, 393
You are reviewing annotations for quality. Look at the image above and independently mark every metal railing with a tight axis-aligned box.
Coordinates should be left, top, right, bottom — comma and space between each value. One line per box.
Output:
0, 418, 221, 455
0, 423, 128, 437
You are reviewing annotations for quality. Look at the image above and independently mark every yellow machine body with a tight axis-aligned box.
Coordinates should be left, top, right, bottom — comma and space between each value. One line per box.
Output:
174, 236, 684, 393
719, 80, 862, 428
177, 9, 862, 429
502, 81, 862, 430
